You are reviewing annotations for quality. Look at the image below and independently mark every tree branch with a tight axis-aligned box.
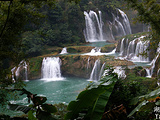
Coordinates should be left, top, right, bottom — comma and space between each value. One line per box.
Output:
0, 0, 13, 38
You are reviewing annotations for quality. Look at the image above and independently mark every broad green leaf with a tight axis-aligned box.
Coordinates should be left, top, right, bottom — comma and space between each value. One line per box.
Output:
65, 72, 118, 120
90, 78, 117, 120
128, 100, 149, 117
41, 104, 57, 113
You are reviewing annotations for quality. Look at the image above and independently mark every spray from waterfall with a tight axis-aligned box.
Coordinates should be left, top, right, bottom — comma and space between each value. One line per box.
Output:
41, 57, 64, 81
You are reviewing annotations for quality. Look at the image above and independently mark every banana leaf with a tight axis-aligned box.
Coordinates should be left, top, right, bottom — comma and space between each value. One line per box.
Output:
65, 72, 118, 120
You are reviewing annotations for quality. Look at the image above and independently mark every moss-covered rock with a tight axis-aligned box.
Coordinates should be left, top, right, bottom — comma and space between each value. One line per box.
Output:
67, 46, 94, 53
28, 57, 43, 80
101, 44, 116, 53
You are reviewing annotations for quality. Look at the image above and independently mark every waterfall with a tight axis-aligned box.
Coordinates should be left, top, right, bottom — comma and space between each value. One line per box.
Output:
82, 47, 116, 56
118, 9, 132, 35
89, 60, 106, 81
60, 47, 68, 54
99, 63, 106, 80
108, 21, 115, 40
84, 10, 104, 42
120, 38, 125, 55
118, 36, 150, 62
113, 66, 126, 79
147, 43, 160, 77
11, 60, 28, 81
145, 68, 151, 78
41, 57, 64, 80
89, 59, 101, 81
112, 13, 126, 36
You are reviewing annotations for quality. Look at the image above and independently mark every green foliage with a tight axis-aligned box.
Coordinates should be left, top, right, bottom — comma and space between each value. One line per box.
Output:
125, 0, 160, 50
65, 67, 118, 120
127, 87, 160, 118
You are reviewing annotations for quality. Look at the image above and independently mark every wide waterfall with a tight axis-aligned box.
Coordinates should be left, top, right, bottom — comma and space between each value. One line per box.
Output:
84, 9, 132, 42
84, 10, 104, 42
41, 57, 64, 80
118, 36, 150, 62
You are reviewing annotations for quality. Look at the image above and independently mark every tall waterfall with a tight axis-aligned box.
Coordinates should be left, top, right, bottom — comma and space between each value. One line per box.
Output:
118, 9, 132, 35
41, 57, 64, 80
84, 10, 104, 42
118, 36, 150, 62
112, 13, 126, 36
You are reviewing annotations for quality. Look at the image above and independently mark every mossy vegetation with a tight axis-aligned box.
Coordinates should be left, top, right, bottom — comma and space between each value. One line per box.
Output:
28, 57, 43, 80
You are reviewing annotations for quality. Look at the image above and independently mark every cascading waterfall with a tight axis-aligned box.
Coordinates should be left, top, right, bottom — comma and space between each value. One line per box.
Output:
89, 60, 106, 81
99, 63, 106, 80
118, 9, 132, 35
89, 59, 101, 81
146, 43, 160, 77
60, 47, 68, 54
120, 38, 125, 55
112, 13, 126, 36
83, 47, 116, 56
84, 9, 132, 41
11, 60, 28, 81
84, 10, 104, 42
41, 57, 64, 80
113, 66, 126, 79
118, 36, 150, 62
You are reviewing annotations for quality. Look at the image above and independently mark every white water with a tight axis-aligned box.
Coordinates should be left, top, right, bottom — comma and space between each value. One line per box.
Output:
118, 36, 150, 62
89, 60, 106, 81
41, 57, 64, 81
112, 13, 126, 36
89, 59, 101, 81
146, 43, 160, 77
118, 9, 132, 35
84, 10, 105, 42
113, 66, 126, 79
120, 38, 125, 55
60, 47, 68, 54
11, 60, 28, 81
82, 47, 116, 56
